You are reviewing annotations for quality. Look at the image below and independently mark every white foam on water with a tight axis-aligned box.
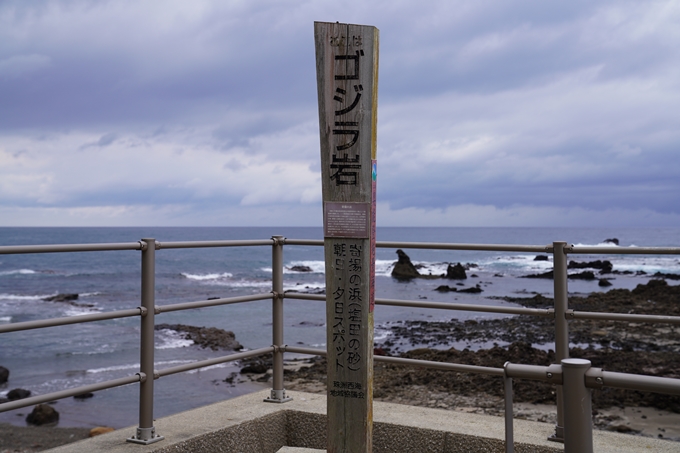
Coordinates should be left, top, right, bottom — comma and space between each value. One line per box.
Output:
181, 272, 233, 281
156, 329, 194, 349
0, 269, 37, 276
0, 316, 10, 322
0, 293, 56, 301
284, 282, 325, 292
186, 363, 234, 373
206, 279, 272, 288
64, 306, 101, 317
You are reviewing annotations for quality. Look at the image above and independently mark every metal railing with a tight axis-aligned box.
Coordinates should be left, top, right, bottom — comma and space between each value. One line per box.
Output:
1, 237, 679, 452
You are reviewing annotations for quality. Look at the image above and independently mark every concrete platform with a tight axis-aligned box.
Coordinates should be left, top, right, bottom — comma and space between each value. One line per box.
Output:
46, 390, 679, 452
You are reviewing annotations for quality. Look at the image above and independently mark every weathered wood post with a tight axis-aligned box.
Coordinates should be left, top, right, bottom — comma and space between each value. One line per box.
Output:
314, 21, 379, 453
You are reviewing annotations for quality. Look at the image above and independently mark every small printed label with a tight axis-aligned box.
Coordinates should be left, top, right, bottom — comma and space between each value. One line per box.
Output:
324, 202, 370, 238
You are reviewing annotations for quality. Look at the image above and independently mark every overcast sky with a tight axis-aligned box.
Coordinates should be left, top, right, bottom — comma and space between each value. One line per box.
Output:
1, 0, 679, 227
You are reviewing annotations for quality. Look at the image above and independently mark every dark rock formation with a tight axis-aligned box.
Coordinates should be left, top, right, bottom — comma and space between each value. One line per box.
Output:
288, 265, 313, 272
522, 270, 598, 280
598, 279, 613, 287
155, 324, 242, 351
7, 388, 31, 400
26, 404, 59, 426
42, 293, 95, 309
73, 392, 94, 400
533, 255, 549, 261
240, 363, 268, 374
435, 285, 457, 292
651, 272, 680, 281
569, 271, 597, 280
603, 238, 619, 245
459, 285, 483, 294
446, 263, 467, 280
568, 260, 613, 274
391, 250, 421, 279
0, 366, 8, 384
521, 270, 554, 279
43, 293, 79, 302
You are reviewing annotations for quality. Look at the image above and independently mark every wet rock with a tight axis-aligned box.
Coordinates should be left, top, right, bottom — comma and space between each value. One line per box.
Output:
7, 388, 31, 400
73, 392, 94, 400
43, 293, 79, 302
391, 250, 421, 279
446, 263, 467, 280
651, 272, 680, 280
522, 270, 554, 279
603, 238, 619, 245
569, 271, 597, 280
459, 286, 483, 294
155, 324, 242, 351
598, 279, 613, 287
288, 265, 313, 272
240, 363, 268, 374
0, 366, 8, 384
568, 260, 613, 274
26, 404, 59, 426
533, 255, 549, 261
435, 285, 457, 292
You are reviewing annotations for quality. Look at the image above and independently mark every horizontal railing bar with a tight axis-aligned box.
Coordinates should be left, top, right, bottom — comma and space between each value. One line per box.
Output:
505, 363, 563, 384
284, 346, 327, 356
597, 371, 680, 395
282, 293, 325, 301
282, 239, 552, 253
0, 308, 145, 334
156, 347, 275, 378
157, 293, 272, 313
570, 310, 680, 325
0, 373, 143, 413
569, 246, 680, 255
375, 355, 505, 376
283, 346, 504, 376
282, 239, 324, 246
284, 292, 554, 317
376, 241, 551, 253
0, 242, 142, 255
377, 298, 554, 317
157, 239, 274, 249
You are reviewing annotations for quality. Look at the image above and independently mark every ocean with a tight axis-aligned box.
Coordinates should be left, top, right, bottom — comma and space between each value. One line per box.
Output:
1, 226, 679, 428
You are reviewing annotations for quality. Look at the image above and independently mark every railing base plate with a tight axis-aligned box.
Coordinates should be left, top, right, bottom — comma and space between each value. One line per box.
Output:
126, 435, 165, 445
264, 389, 293, 403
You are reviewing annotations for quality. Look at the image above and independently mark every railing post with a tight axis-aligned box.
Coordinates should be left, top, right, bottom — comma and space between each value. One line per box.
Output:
562, 359, 594, 453
264, 235, 292, 403
503, 363, 514, 453
550, 241, 569, 443
127, 239, 164, 445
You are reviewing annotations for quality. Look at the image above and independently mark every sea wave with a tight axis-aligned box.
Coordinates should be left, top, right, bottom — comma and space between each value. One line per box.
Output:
156, 328, 195, 349
0, 269, 37, 276
0, 316, 11, 322
284, 260, 325, 274
0, 292, 57, 301
181, 272, 233, 281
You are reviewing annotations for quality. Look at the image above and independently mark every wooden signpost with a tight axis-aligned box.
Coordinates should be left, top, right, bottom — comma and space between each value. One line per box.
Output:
314, 21, 379, 453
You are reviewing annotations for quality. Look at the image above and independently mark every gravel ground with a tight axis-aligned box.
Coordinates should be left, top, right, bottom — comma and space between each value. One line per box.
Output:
0, 424, 91, 453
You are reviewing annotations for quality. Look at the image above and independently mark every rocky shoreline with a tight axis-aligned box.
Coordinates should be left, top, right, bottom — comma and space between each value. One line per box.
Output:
1, 279, 678, 450
282, 279, 680, 441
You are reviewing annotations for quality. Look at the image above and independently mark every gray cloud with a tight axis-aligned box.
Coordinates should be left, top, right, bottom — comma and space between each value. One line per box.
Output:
0, 0, 678, 226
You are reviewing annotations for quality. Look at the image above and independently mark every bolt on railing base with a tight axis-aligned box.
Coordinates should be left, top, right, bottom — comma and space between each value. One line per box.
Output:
263, 389, 293, 403
547, 425, 564, 443
126, 427, 165, 445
